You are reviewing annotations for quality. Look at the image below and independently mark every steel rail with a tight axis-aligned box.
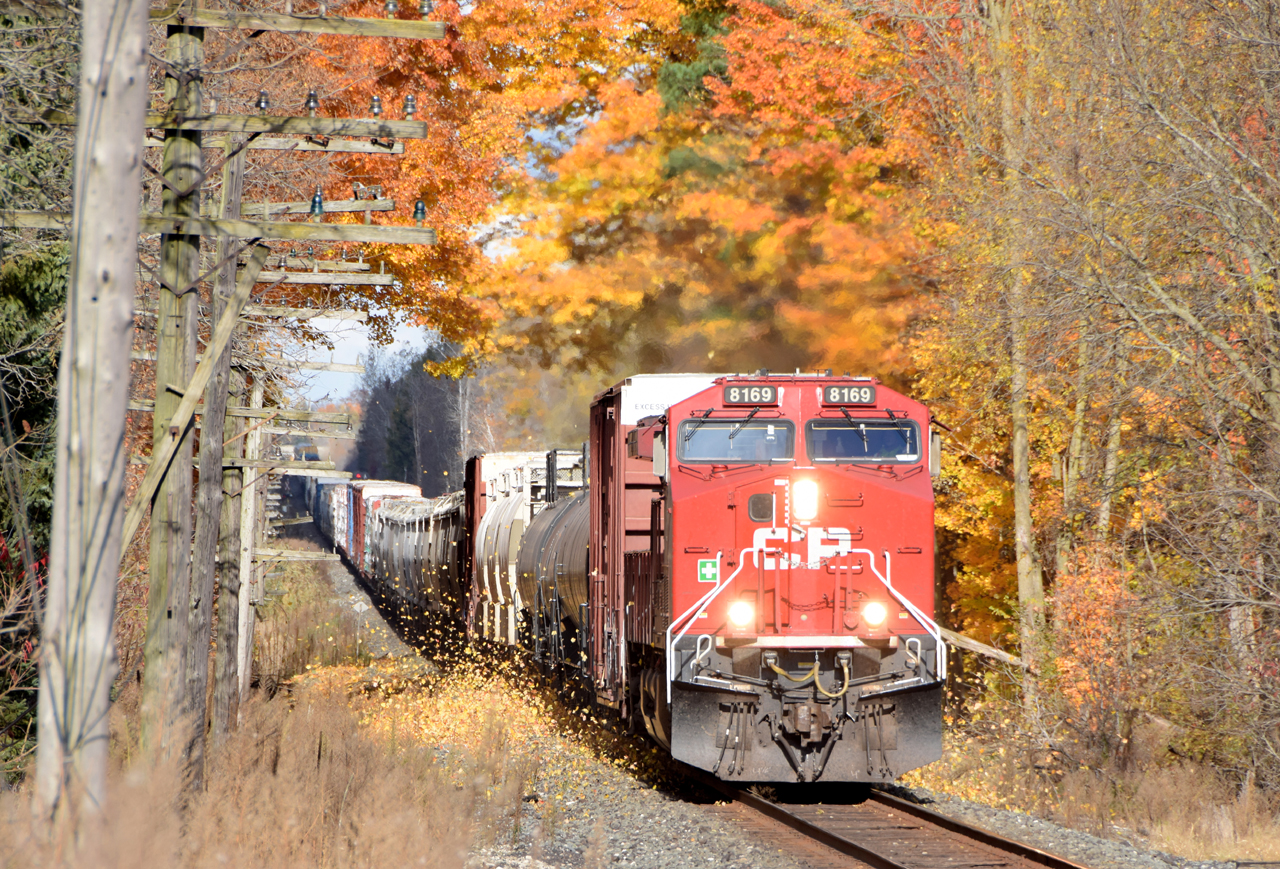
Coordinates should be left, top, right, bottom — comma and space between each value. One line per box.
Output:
689, 769, 910, 869
689, 764, 1096, 869
866, 789, 1093, 869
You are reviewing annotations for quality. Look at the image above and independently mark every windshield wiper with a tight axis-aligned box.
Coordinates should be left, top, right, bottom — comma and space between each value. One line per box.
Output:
835, 406, 870, 451
727, 407, 760, 440
684, 408, 714, 442
885, 408, 912, 448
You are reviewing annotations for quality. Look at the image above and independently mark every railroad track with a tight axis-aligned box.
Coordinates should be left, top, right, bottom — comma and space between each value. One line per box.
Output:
698, 777, 1094, 869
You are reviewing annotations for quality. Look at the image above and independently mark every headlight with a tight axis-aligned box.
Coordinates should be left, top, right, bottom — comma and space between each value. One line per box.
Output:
728, 600, 755, 628
793, 479, 819, 520
862, 601, 888, 626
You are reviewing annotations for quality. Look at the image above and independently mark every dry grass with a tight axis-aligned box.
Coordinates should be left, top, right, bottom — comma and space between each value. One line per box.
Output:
903, 692, 1280, 863
254, 560, 374, 695
0, 553, 543, 867
0, 672, 540, 868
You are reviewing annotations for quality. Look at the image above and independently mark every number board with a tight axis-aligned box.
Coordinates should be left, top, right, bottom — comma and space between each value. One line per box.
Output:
823, 384, 877, 405
723, 384, 778, 405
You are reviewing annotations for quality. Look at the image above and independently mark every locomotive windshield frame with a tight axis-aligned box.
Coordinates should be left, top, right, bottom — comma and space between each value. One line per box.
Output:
805, 418, 921, 464
677, 418, 795, 464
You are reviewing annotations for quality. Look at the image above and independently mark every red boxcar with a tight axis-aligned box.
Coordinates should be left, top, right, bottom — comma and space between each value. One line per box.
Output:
349, 481, 421, 578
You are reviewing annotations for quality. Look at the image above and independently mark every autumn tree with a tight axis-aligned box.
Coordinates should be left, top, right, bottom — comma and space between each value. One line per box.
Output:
478, 0, 931, 383
876, 0, 1280, 785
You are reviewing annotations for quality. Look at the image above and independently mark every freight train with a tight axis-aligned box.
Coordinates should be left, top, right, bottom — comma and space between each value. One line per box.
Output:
305, 373, 947, 783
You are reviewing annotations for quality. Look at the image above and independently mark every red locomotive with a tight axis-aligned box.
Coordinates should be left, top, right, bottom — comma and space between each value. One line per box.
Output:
311, 372, 946, 783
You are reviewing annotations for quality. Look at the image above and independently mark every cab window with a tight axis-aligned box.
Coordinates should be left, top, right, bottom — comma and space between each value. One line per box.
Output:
677, 420, 795, 464
806, 419, 920, 463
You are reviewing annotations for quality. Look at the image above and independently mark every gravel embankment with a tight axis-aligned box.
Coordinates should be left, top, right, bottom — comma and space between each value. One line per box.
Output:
272, 520, 414, 658
475, 770, 1250, 869
471, 755, 1242, 869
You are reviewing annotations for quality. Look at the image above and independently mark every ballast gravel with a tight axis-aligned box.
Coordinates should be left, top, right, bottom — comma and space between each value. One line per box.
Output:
472, 752, 1243, 869
468, 733, 809, 869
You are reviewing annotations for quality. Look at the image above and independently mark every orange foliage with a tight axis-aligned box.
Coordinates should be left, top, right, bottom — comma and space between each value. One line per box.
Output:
297, 0, 687, 363
483, 0, 933, 377
1048, 546, 1146, 721
304, 1, 517, 350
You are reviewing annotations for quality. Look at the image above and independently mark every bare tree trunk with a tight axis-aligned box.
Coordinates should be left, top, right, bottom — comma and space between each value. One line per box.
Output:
211, 369, 244, 746
990, 0, 1045, 656
1096, 355, 1126, 541
35, 0, 150, 822
412, 391, 426, 492
186, 141, 245, 784
465, 378, 476, 465
1056, 334, 1090, 576
1096, 410, 1122, 541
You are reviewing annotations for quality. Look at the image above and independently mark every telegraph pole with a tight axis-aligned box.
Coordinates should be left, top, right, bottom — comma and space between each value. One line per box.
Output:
35, 0, 151, 822
187, 137, 245, 782
211, 365, 244, 747
139, 18, 204, 761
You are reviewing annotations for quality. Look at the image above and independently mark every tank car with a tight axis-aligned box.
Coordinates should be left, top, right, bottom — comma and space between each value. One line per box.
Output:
465, 451, 586, 646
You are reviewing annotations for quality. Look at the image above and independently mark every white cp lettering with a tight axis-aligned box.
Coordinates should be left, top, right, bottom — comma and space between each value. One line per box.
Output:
751, 527, 853, 569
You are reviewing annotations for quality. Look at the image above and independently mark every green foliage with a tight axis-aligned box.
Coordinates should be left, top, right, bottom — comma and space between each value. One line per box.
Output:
662, 143, 729, 179
0, 650, 37, 785
0, 243, 65, 555
0, 243, 64, 785
352, 342, 464, 496
656, 3, 730, 112
385, 394, 416, 484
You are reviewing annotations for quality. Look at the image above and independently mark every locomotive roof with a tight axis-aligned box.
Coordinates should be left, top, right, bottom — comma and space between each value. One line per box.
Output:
596, 372, 892, 426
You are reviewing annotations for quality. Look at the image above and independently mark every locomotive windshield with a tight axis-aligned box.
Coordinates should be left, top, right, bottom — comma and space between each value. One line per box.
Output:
806, 419, 920, 463
678, 419, 795, 464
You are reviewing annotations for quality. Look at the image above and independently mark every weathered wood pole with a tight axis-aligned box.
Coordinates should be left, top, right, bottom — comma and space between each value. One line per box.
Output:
236, 377, 265, 702
211, 368, 244, 746
35, 0, 151, 822
187, 140, 246, 783
140, 21, 204, 759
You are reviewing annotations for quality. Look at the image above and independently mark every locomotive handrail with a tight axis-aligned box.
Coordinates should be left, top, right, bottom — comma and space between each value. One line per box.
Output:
666, 546, 774, 702
665, 546, 948, 702
666, 548, 724, 702
850, 548, 948, 682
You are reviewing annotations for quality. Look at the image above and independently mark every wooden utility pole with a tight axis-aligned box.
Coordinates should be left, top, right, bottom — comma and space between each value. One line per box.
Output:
13, 0, 449, 773
237, 377, 265, 700
35, 0, 150, 821
139, 19, 204, 760
187, 138, 245, 782
211, 367, 244, 747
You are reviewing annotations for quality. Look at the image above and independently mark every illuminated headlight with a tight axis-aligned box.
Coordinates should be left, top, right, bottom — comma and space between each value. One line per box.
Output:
862, 601, 888, 627
728, 600, 755, 628
793, 479, 819, 521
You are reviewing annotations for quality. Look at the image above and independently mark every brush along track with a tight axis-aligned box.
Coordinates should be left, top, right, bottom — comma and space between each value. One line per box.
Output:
697, 778, 1096, 869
